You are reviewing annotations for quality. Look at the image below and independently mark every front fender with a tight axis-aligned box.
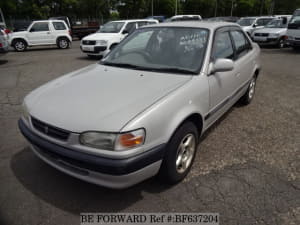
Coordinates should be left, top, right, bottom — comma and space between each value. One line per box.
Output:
122, 75, 210, 149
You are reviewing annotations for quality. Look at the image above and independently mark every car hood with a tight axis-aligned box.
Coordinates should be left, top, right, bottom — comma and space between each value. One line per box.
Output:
253, 28, 286, 34
26, 64, 192, 132
82, 33, 120, 41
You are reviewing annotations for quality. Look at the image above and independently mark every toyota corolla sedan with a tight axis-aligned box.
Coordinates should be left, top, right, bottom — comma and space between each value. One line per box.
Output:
19, 22, 261, 189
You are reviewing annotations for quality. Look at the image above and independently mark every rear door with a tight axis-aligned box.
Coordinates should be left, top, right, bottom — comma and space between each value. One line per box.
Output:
229, 28, 254, 89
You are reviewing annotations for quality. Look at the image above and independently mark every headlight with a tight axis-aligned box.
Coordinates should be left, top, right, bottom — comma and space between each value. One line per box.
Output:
22, 102, 30, 123
96, 40, 108, 46
80, 129, 145, 151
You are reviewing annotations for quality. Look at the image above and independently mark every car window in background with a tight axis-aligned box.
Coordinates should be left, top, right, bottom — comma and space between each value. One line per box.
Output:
102, 27, 209, 73
124, 22, 137, 34
237, 18, 255, 26
290, 10, 300, 23
98, 22, 125, 33
256, 19, 265, 26
53, 22, 66, 30
265, 19, 286, 28
30, 22, 49, 32
212, 31, 234, 60
230, 30, 251, 59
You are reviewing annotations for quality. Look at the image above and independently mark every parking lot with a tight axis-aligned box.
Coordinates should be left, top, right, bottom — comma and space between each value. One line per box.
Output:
0, 41, 299, 225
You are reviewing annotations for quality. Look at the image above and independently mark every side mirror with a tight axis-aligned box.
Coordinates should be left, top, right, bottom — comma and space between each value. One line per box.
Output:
253, 23, 257, 28
209, 58, 234, 74
122, 30, 129, 35
29, 28, 35, 32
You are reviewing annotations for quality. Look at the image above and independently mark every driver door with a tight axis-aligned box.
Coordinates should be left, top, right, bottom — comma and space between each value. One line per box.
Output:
27, 22, 51, 45
206, 28, 239, 124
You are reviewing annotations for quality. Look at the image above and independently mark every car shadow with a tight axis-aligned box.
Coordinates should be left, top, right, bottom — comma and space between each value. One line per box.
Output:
76, 55, 102, 61
10, 147, 171, 214
0, 59, 8, 65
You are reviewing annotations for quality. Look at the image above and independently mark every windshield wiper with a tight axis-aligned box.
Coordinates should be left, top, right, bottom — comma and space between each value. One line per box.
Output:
101, 62, 197, 75
100, 62, 146, 69
154, 67, 198, 75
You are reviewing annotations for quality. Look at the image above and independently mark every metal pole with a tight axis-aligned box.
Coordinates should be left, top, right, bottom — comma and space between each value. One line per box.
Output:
214, 0, 218, 17
231, 0, 234, 16
152, 0, 153, 16
175, 0, 178, 15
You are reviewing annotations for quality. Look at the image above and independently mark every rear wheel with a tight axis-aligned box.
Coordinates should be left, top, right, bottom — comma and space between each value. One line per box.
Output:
57, 37, 70, 49
158, 122, 198, 184
240, 76, 257, 105
13, 39, 27, 52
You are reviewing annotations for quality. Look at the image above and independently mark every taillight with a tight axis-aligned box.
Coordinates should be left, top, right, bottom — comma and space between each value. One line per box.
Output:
69, 29, 72, 36
283, 35, 288, 40
0, 43, 3, 47
4, 29, 11, 34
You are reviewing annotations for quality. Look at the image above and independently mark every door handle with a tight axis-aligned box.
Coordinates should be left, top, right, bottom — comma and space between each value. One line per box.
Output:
235, 73, 241, 77
47, 32, 50, 34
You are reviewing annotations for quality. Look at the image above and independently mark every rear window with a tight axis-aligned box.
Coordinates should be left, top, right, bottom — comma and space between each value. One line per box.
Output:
53, 22, 67, 30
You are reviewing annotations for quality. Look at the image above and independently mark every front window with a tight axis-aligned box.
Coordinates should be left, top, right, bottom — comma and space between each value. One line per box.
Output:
237, 18, 255, 26
100, 27, 209, 74
265, 19, 287, 28
30, 22, 49, 32
98, 22, 125, 33
290, 10, 300, 24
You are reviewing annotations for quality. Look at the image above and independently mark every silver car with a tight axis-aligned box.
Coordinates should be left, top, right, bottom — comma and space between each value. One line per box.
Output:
0, 28, 9, 54
19, 22, 261, 189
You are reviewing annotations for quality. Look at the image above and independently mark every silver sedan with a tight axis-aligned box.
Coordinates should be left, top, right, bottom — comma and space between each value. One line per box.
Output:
19, 22, 261, 189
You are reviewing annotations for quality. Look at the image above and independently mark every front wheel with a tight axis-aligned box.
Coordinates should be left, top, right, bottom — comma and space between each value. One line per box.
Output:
277, 38, 285, 48
240, 76, 257, 105
13, 39, 27, 52
158, 122, 198, 184
57, 38, 70, 49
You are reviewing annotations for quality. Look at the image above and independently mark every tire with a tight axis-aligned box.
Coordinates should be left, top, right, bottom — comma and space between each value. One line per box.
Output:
57, 37, 70, 49
240, 76, 257, 105
13, 39, 27, 52
277, 38, 285, 49
158, 122, 199, 184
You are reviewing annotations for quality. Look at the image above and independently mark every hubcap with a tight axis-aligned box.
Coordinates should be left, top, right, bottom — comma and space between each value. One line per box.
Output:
60, 40, 68, 48
16, 42, 25, 51
248, 78, 256, 99
176, 134, 196, 174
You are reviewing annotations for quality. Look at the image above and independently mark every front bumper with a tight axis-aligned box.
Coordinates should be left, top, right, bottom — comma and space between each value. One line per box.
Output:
286, 39, 300, 47
80, 45, 108, 55
253, 37, 279, 46
0, 45, 9, 54
18, 119, 165, 188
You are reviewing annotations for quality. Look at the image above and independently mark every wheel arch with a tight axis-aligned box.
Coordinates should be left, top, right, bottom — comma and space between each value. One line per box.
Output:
11, 37, 28, 47
56, 36, 71, 43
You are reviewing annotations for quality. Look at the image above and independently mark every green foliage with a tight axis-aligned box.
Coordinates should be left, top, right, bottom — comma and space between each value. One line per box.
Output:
1, 0, 300, 21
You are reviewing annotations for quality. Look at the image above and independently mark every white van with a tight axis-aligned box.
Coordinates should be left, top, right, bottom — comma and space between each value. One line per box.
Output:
80, 19, 158, 57
286, 9, 300, 50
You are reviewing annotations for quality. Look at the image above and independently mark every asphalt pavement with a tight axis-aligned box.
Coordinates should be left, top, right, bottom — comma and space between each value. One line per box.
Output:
0, 41, 299, 225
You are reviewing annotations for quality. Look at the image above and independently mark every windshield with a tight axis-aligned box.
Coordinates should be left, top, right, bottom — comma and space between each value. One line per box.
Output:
100, 27, 209, 75
237, 18, 255, 26
98, 22, 124, 33
290, 10, 300, 24
265, 19, 287, 28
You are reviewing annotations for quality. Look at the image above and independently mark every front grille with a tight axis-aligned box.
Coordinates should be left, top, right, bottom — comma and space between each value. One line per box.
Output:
31, 117, 70, 141
254, 33, 269, 37
82, 40, 96, 45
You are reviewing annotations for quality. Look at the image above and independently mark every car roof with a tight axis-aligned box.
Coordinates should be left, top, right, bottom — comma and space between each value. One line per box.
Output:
145, 21, 240, 31
110, 19, 158, 23
32, 20, 67, 23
